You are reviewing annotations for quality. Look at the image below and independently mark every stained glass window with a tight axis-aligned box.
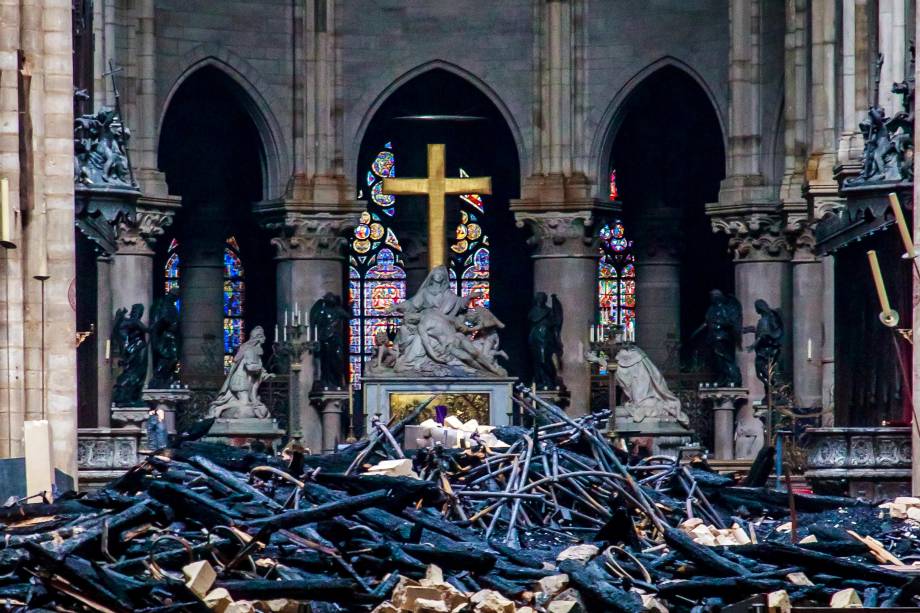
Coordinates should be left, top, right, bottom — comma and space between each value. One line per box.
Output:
609, 168, 619, 202
449, 169, 490, 308
597, 221, 636, 337
223, 237, 245, 372
349, 143, 407, 388
164, 239, 180, 309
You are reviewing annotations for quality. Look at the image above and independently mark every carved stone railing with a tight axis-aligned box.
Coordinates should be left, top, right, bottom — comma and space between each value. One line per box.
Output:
77, 427, 142, 490
804, 427, 911, 500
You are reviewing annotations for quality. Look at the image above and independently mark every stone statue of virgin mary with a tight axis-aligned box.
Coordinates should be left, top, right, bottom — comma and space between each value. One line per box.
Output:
615, 345, 688, 427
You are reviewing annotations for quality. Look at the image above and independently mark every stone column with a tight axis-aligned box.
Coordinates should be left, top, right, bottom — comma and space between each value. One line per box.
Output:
179, 218, 225, 390
516, 212, 597, 416
265, 212, 357, 453
879, 0, 908, 115
634, 214, 682, 370
96, 255, 113, 424
788, 223, 823, 409
910, 0, 920, 495
713, 214, 792, 398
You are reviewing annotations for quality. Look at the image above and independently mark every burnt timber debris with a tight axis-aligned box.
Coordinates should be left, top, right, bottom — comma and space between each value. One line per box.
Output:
4, 392, 920, 612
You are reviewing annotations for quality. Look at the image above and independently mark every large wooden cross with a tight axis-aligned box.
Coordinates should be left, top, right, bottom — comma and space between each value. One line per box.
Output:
382, 143, 491, 270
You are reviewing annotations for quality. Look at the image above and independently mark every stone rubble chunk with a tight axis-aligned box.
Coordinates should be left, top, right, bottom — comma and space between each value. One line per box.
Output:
203, 588, 233, 613
413, 598, 450, 613
830, 588, 863, 608
470, 589, 515, 613
786, 572, 814, 586
767, 590, 791, 613
535, 573, 569, 597
641, 594, 669, 613
370, 604, 400, 613
182, 559, 216, 598
365, 458, 421, 479
556, 544, 599, 564
547, 600, 583, 613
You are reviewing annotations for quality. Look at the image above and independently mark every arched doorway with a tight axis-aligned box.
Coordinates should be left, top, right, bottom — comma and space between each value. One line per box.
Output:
157, 66, 276, 405
603, 66, 729, 384
350, 68, 526, 390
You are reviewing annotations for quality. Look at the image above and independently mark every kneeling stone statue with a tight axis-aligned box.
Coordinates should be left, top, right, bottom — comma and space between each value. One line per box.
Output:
615, 345, 689, 427
209, 326, 274, 419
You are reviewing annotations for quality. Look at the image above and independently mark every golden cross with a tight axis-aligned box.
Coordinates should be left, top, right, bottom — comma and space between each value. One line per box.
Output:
382, 143, 491, 270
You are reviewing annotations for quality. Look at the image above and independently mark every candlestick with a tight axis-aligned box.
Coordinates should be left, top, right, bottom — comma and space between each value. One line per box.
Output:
105, 339, 111, 360
807, 338, 812, 361
867, 250, 899, 326
275, 324, 279, 340
889, 192, 916, 259
284, 310, 288, 327
283, 325, 288, 342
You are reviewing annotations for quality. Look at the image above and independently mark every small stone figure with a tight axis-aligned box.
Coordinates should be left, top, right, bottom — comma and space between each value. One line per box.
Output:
112, 304, 148, 406
693, 289, 743, 387
734, 401, 765, 460
527, 292, 563, 389
371, 328, 398, 371
209, 326, 273, 419
614, 345, 689, 427
744, 299, 784, 401
145, 407, 169, 451
310, 293, 351, 389
149, 289, 180, 389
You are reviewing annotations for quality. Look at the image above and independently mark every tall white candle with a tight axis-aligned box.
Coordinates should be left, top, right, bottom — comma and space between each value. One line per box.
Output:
807, 338, 813, 361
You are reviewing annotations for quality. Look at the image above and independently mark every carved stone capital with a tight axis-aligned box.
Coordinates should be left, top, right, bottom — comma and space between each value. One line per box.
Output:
114, 209, 173, 255
264, 212, 359, 260
514, 211, 596, 257
711, 213, 791, 261
785, 216, 818, 259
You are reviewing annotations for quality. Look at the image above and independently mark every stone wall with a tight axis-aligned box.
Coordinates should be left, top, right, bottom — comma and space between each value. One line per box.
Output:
0, 0, 77, 479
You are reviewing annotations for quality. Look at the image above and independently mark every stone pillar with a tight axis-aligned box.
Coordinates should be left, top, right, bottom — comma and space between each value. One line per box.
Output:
634, 215, 682, 370
516, 212, 596, 416
821, 255, 836, 425
879, 0, 908, 115
179, 220, 225, 390
96, 255, 113, 424
713, 214, 792, 398
788, 225, 823, 409
910, 0, 920, 495
265, 212, 357, 453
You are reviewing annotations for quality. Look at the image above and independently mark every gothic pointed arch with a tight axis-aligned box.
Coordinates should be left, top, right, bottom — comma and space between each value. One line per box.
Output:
158, 48, 289, 200
590, 57, 727, 198
350, 60, 528, 184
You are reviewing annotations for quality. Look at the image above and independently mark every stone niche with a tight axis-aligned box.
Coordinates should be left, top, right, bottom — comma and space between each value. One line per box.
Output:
804, 427, 911, 501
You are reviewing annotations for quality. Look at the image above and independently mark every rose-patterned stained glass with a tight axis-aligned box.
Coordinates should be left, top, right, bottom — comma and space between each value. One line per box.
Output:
450, 179, 490, 309
597, 221, 636, 336
350, 142, 407, 388
223, 238, 245, 373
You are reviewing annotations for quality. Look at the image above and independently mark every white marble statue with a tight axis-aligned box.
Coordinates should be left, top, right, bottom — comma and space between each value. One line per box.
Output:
209, 326, 274, 419
615, 345, 689, 427
734, 402, 765, 459
382, 265, 507, 377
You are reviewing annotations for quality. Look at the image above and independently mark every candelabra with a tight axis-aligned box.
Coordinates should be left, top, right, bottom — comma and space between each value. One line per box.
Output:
273, 307, 319, 370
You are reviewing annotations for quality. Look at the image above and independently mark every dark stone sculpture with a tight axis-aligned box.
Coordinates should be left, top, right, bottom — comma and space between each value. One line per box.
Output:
695, 289, 742, 387
149, 289, 180, 389
745, 299, 784, 400
74, 107, 136, 190
112, 304, 148, 405
528, 292, 563, 390
845, 48, 914, 187
310, 293, 350, 389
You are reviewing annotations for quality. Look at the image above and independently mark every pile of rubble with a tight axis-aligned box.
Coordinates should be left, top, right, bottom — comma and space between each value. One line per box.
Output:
3, 390, 920, 611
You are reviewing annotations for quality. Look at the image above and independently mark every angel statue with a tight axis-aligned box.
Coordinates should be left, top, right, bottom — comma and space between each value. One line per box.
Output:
208, 326, 274, 419
692, 289, 742, 387
528, 292, 563, 389
149, 288, 180, 389
112, 304, 148, 406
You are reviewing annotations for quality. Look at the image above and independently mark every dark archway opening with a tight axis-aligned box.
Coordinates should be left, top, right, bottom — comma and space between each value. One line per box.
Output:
355, 69, 528, 379
157, 66, 275, 398
610, 66, 729, 375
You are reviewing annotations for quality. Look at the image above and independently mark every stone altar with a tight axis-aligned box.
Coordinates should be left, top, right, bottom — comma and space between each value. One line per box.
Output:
363, 265, 512, 427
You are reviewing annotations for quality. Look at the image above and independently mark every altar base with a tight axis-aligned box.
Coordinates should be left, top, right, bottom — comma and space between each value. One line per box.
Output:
204, 418, 285, 452
611, 415, 694, 458
362, 376, 516, 429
